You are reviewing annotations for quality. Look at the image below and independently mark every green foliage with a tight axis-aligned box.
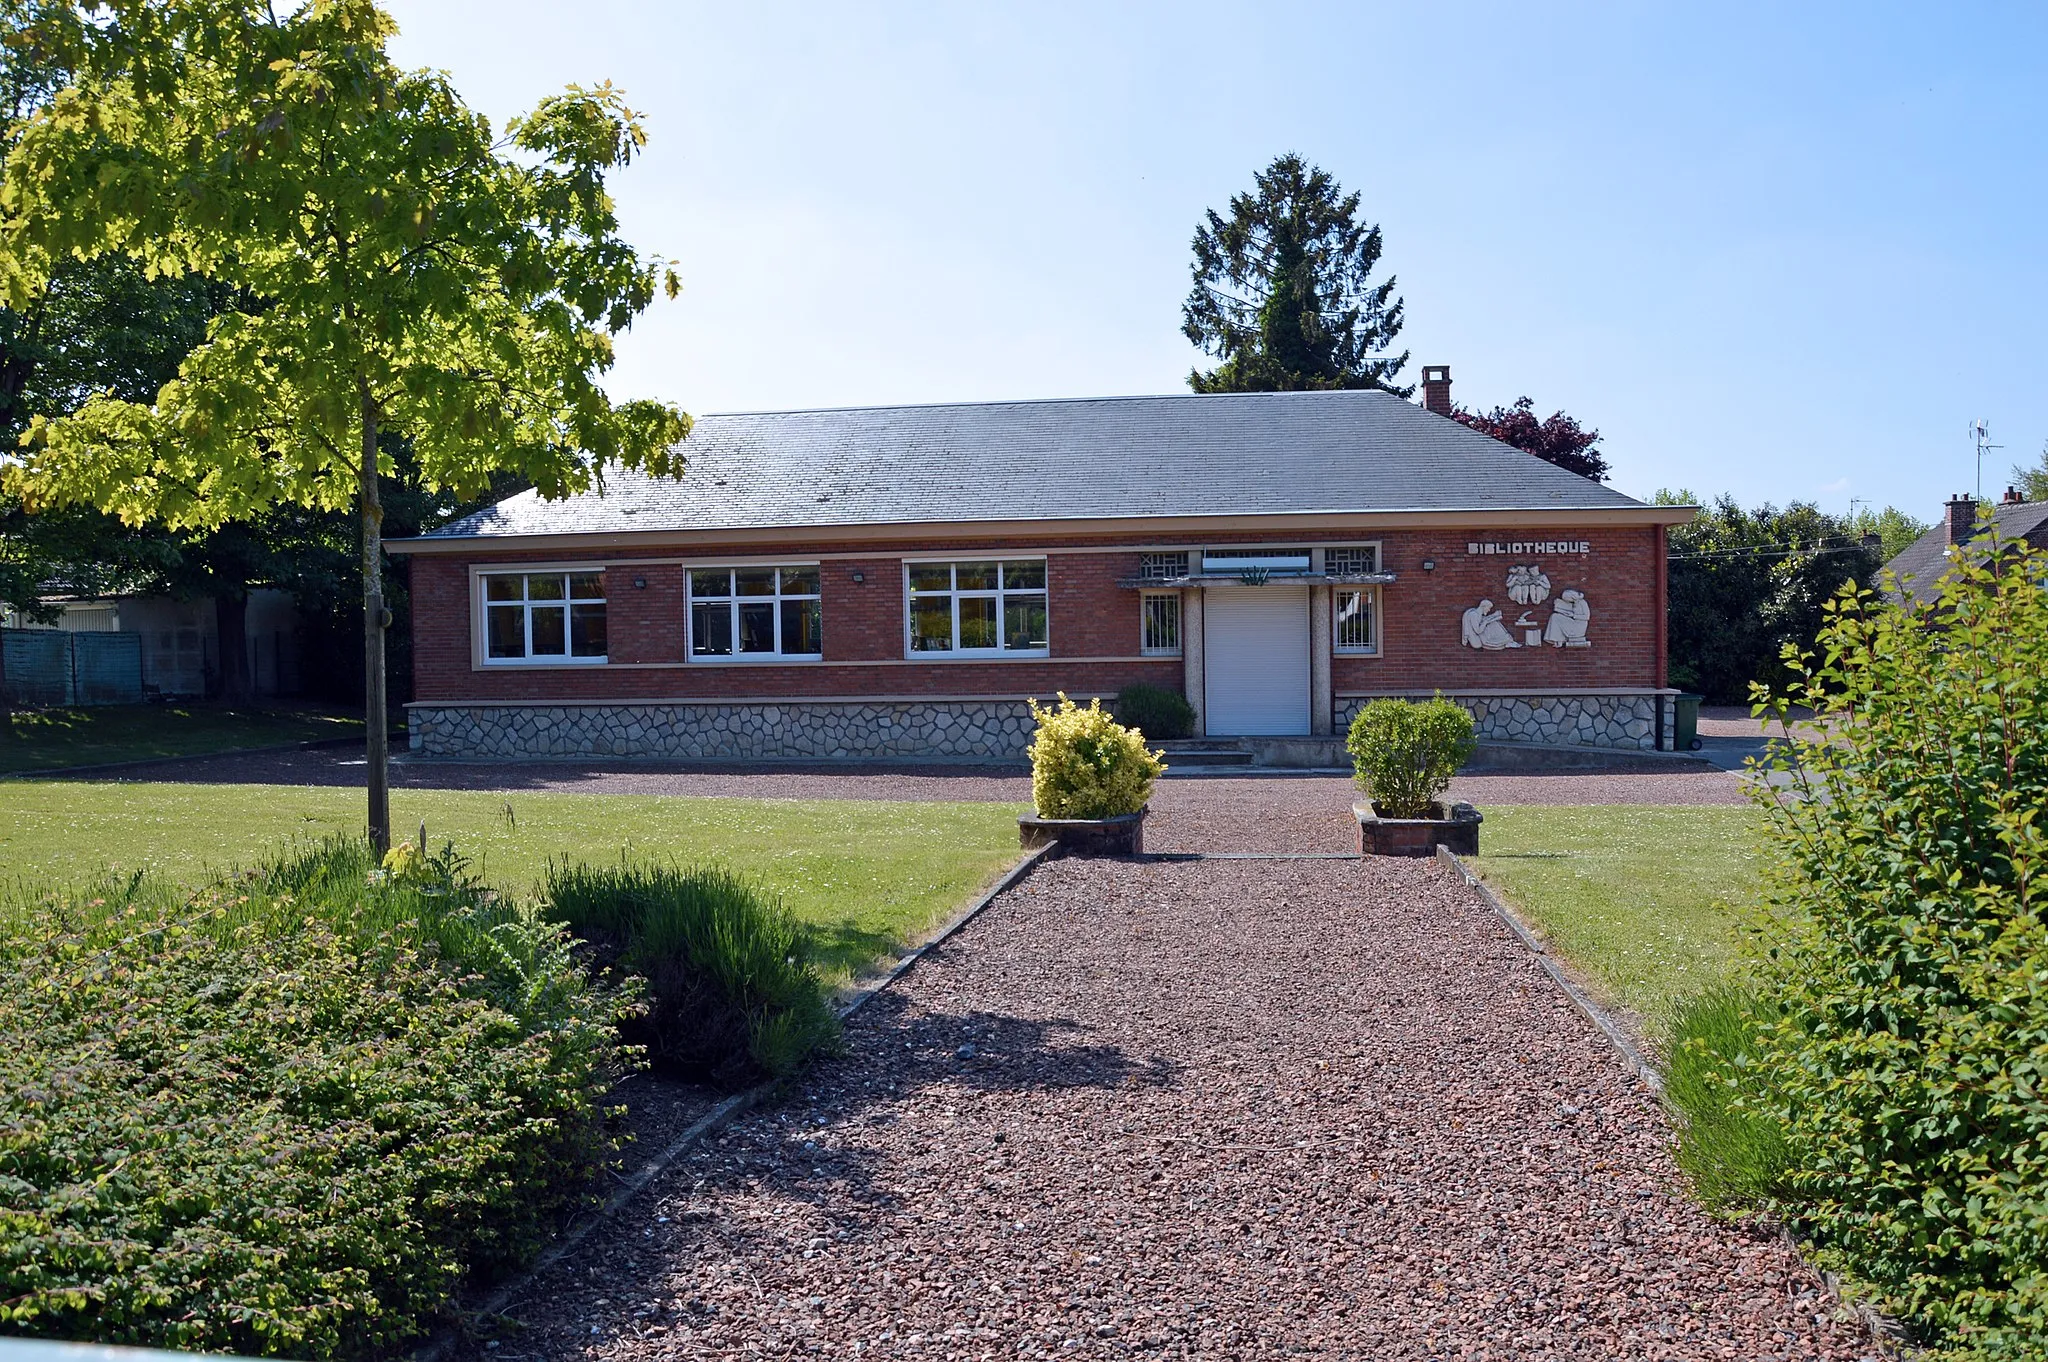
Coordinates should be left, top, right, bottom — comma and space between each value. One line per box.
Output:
1746, 546, 2048, 1355
1113, 682, 1195, 741
1182, 153, 1409, 394
0, 840, 625, 1358
542, 860, 839, 1086
2010, 443, 2048, 504
1664, 984, 1790, 1209
1027, 692, 1166, 819
1846, 502, 1934, 562
1653, 489, 1888, 701
1346, 697, 1475, 819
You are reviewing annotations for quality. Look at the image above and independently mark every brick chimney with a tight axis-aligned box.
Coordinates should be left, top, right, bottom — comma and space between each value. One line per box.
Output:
1421, 365, 1452, 416
1947, 494, 1978, 545
2004, 485, 2026, 505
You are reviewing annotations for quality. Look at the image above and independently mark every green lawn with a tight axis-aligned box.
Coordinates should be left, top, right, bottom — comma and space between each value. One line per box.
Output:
0, 781, 1026, 981
1470, 805, 1764, 1035
0, 704, 362, 774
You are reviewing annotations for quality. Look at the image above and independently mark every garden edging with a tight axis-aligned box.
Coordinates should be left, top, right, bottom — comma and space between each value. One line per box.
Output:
413, 841, 1057, 1361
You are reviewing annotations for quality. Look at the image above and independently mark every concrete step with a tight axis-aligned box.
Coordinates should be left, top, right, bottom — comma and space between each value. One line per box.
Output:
1159, 747, 1255, 767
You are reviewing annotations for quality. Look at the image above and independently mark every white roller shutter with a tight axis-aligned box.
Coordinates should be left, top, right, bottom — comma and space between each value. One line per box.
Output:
1203, 586, 1310, 736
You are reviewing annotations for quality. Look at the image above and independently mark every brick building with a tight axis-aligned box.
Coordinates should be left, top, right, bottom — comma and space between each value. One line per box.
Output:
389, 381, 1696, 761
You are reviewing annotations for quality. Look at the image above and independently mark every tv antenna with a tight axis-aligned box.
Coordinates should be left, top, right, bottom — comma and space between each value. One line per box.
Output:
1971, 419, 2002, 501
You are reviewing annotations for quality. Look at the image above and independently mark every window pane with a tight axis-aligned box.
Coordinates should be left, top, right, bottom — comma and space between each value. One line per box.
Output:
526, 575, 565, 601
1002, 559, 1046, 590
485, 575, 523, 602
487, 604, 526, 658
570, 603, 607, 657
569, 573, 605, 601
908, 564, 952, 593
529, 605, 567, 655
781, 598, 822, 654
910, 597, 953, 651
1003, 594, 1047, 651
691, 600, 731, 655
779, 565, 820, 596
957, 596, 998, 649
691, 569, 731, 598
1143, 594, 1180, 652
955, 561, 999, 591
736, 567, 777, 597
738, 601, 776, 652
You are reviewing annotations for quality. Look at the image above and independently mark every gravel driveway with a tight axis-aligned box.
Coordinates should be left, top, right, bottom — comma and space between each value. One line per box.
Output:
472, 857, 1869, 1361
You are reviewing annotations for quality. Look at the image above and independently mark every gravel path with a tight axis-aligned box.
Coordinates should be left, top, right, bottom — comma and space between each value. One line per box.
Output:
470, 857, 1869, 1361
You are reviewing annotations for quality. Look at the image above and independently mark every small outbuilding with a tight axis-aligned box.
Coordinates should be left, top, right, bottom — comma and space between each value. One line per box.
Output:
388, 380, 1694, 761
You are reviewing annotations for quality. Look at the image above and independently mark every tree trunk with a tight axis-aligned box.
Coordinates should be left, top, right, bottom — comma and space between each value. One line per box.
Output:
215, 588, 252, 706
359, 390, 390, 854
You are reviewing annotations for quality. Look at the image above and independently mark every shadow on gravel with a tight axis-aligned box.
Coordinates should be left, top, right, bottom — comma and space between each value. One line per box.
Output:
835, 990, 1182, 1098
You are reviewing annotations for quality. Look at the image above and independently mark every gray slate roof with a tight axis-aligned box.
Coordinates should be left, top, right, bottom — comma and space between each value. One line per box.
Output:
1885, 500, 2048, 606
416, 389, 1653, 543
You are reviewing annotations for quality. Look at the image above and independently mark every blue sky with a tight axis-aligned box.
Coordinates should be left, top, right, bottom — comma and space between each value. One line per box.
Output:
383, 1, 2045, 520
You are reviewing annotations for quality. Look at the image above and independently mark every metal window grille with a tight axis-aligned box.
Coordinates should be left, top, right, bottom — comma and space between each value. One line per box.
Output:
1334, 589, 1376, 652
1141, 593, 1181, 654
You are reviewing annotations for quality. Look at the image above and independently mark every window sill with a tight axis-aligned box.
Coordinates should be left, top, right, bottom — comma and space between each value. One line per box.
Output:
480, 657, 610, 668
1333, 649, 1381, 658
904, 650, 1053, 661
688, 655, 825, 665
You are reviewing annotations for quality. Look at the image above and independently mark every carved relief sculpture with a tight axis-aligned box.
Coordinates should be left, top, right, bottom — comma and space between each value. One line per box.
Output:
1544, 589, 1592, 647
1461, 571, 1594, 651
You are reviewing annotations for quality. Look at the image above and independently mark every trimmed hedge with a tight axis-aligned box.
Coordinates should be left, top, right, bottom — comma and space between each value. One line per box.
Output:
1346, 696, 1476, 819
0, 842, 627, 1358
542, 860, 840, 1086
1027, 692, 1165, 819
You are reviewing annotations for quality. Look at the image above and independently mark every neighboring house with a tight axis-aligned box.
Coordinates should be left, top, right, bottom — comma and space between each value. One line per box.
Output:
388, 379, 1696, 760
1884, 488, 2048, 608
2, 588, 302, 699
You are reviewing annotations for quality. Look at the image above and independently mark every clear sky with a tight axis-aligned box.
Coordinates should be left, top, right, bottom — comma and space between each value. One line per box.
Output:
382, 1, 2045, 520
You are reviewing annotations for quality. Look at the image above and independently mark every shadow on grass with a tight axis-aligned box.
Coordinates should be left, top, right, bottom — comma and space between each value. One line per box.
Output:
809, 918, 908, 980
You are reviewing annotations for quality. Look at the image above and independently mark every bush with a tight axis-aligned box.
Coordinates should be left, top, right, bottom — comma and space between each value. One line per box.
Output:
1113, 682, 1195, 741
542, 860, 839, 1086
1345, 697, 1476, 818
1744, 545, 2048, 1355
0, 842, 624, 1359
1026, 692, 1166, 819
1663, 984, 1790, 1209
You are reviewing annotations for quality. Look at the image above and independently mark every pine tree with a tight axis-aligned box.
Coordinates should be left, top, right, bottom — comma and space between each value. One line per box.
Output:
1182, 154, 1408, 394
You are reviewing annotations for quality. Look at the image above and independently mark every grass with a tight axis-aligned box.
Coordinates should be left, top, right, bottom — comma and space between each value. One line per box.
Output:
1469, 804, 1764, 1035
0, 704, 361, 773
0, 780, 1024, 981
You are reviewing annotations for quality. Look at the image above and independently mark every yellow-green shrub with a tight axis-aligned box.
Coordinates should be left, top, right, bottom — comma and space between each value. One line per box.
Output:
1027, 693, 1166, 818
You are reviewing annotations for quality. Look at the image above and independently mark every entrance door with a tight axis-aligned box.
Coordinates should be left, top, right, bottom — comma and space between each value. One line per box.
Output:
1204, 585, 1311, 735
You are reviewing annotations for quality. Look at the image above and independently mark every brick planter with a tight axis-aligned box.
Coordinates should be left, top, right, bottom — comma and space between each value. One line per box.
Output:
1018, 809, 1147, 857
1353, 800, 1482, 857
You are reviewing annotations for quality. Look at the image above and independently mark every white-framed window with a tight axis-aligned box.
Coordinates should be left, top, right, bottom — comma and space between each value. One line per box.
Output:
1141, 591, 1181, 655
1334, 587, 1378, 654
483, 570, 608, 664
906, 558, 1048, 656
688, 565, 822, 660
1324, 544, 1381, 575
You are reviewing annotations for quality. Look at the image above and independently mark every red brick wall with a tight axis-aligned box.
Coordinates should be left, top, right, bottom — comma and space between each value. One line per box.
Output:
408, 526, 1660, 704
1333, 527, 1663, 693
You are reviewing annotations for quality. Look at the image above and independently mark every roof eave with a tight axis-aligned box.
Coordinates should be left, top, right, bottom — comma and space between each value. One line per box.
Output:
388, 503, 1697, 555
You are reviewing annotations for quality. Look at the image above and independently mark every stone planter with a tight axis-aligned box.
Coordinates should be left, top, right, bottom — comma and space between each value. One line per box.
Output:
1018, 808, 1146, 857
1353, 800, 1482, 857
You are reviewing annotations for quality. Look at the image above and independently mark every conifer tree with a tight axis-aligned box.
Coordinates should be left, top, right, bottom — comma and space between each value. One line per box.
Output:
1183, 154, 1409, 394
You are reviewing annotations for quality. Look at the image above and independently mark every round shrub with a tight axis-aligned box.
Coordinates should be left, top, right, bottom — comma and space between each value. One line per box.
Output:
1345, 696, 1476, 819
1113, 682, 1196, 741
1744, 548, 2048, 1353
1027, 692, 1166, 819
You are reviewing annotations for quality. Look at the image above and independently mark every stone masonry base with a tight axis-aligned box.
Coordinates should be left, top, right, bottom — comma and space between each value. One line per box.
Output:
412, 690, 1675, 761
1335, 692, 1674, 752
408, 700, 1037, 761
